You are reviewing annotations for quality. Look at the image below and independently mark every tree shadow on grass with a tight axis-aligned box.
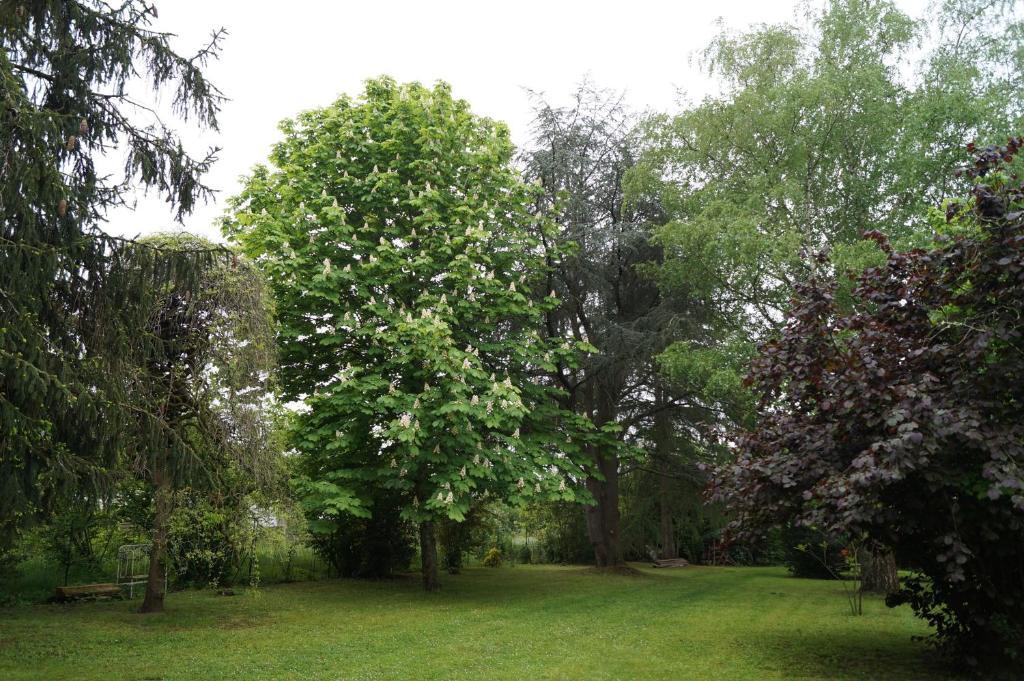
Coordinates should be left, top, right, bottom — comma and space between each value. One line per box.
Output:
750, 628, 967, 681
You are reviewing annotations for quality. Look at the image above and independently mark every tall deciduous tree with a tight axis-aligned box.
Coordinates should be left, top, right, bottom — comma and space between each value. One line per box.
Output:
0, 1, 225, 547
638, 0, 1024, 332
224, 78, 591, 591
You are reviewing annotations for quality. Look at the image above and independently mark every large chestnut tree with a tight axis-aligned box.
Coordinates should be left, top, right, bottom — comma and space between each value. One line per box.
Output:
224, 78, 596, 590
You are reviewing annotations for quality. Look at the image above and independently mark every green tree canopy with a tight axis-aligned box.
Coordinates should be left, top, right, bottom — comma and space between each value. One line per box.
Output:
224, 77, 593, 590
633, 0, 1024, 331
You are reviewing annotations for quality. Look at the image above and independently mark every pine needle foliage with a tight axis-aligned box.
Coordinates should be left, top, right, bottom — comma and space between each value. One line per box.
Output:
0, 1, 227, 545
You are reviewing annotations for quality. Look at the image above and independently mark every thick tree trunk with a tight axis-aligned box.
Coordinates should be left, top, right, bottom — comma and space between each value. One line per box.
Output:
585, 451, 624, 567
654, 396, 677, 560
419, 521, 440, 591
583, 385, 624, 568
859, 549, 899, 594
139, 463, 171, 613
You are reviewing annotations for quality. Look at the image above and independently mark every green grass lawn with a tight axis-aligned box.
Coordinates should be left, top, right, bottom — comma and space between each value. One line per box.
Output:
0, 564, 962, 681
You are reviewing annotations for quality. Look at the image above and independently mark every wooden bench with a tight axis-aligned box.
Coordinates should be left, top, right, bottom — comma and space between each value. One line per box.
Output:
54, 583, 122, 601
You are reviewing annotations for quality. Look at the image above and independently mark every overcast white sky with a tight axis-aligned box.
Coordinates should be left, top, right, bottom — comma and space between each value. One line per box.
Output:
102, 0, 929, 242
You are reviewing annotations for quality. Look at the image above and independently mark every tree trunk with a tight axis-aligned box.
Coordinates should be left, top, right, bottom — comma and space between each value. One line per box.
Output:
657, 472, 677, 560
859, 548, 899, 594
583, 385, 624, 568
419, 520, 440, 591
139, 463, 171, 613
653, 394, 677, 560
585, 451, 624, 567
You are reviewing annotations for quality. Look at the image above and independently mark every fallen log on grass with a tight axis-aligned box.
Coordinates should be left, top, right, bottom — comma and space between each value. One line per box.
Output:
54, 583, 122, 601
651, 558, 690, 568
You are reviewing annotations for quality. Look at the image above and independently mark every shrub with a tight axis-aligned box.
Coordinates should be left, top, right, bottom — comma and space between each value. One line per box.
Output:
167, 490, 247, 588
482, 547, 502, 568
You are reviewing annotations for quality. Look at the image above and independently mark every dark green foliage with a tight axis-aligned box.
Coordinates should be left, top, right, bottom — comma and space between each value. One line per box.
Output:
528, 501, 594, 565
714, 142, 1024, 674
38, 498, 101, 586
0, 0, 226, 547
523, 85, 722, 567
780, 526, 843, 580
437, 514, 480, 575
309, 495, 415, 579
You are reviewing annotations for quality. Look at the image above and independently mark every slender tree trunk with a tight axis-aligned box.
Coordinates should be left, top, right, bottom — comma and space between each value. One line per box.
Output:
419, 521, 440, 591
139, 462, 171, 613
859, 548, 899, 594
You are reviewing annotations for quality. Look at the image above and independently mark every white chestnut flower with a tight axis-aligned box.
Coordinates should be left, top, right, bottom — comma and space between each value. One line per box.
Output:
516, 478, 525, 490
399, 413, 412, 428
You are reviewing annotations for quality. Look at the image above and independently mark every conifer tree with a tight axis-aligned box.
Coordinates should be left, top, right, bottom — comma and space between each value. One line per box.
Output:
0, 1, 226, 546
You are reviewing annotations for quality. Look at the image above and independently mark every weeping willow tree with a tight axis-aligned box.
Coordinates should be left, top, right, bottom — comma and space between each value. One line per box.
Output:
0, 1, 227, 547
128, 233, 277, 614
